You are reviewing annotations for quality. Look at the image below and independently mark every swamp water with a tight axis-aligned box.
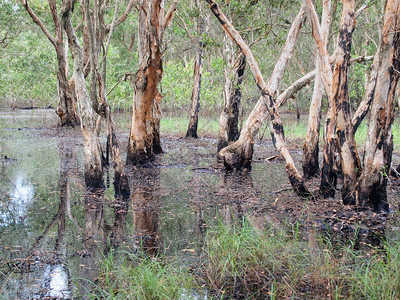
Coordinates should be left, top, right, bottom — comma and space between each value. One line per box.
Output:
0, 109, 399, 299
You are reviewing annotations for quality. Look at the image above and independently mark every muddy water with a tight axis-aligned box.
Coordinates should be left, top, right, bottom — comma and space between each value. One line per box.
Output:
0, 109, 399, 299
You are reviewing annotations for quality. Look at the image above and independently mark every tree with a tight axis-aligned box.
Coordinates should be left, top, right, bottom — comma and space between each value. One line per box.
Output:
126, 0, 177, 165
186, 0, 205, 138
302, 0, 331, 179
206, 0, 312, 198
356, 0, 400, 211
21, 0, 80, 127
62, 0, 104, 189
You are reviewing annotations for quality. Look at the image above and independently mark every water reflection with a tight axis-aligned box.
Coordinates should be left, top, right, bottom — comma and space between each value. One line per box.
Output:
1, 111, 397, 298
0, 175, 34, 226
131, 169, 161, 256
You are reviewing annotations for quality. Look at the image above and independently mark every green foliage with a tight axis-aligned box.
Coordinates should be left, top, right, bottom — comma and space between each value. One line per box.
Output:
161, 58, 224, 114
0, 29, 57, 108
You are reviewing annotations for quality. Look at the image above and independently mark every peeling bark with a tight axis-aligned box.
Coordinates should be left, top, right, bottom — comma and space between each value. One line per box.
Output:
62, 0, 104, 190
127, 0, 177, 165
357, 1, 400, 211
332, 0, 360, 204
127, 0, 164, 165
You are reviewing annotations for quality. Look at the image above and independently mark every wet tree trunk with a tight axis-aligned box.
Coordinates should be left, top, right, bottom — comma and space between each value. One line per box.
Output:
216, 2, 306, 170
217, 51, 246, 153
356, 0, 400, 211
127, 0, 163, 165
21, 0, 79, 127
62, 0, 104, 190
331, 0, 360, 204
206, 0, 311, 198
302, 0, 331, 179
186, 0, 205, 138
127, 0, 177, 165
81, 0, 130, 197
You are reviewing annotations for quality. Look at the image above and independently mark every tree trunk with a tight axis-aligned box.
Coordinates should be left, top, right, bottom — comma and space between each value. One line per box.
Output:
206, 0, 312, 198
127, 0, 164, 165
186, 0, 205, 138
217, 2, 306, 169
21, 0, 79, 127
62, 0, 104, 190
302, 0, 331, 179
152, 100, 163, 154
332, 0, 360, 204
81, 0, 130, 196
357, 0, 400, 211
305, 0, 338, 198
217, 51, 246, 153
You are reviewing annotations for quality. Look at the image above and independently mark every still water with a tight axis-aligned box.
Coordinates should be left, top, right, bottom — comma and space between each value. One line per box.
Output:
0, 109, 398, 299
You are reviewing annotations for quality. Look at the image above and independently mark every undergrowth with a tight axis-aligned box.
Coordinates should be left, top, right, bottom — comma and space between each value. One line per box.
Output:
89, 221, 400, 299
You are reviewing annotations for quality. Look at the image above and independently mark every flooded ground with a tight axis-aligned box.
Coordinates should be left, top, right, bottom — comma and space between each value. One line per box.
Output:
0, 109, 400, 299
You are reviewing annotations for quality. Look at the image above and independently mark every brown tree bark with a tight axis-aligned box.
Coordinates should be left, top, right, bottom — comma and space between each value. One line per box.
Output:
206, 0, 312, 198
127, 0, 177, 165
62, 0, 104, 190
356, 0, 400, 211
21, 0, 79, 127
302, 0, 331, 179
127, 0, 164, 165
186, 0, 205, 138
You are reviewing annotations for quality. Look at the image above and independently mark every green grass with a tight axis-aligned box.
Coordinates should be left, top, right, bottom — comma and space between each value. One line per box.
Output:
161, 116, 219, 136
88, 250, 197, 299
89, 221, 400, 299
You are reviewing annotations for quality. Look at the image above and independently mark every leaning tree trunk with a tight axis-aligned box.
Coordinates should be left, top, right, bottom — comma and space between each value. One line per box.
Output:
357, 0, 400, 211
186, 0, 205, 138
302, 0, 331, 179
206, 0, 311, 198
217, 49, 246, 153
62, 0, 104, 190
332, 0, 360, 204
127, 0, 165, 165
217, 2, 306, 169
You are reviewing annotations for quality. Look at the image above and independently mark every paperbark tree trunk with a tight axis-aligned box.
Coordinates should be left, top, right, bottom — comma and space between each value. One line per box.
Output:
302, 0, 331, 179
127, 0, 164, 165
206, 0, 312, 198
186, 0, 205, 138
332, 0, 360, 204
305, 0, 337, 198
356, 0, 400, 211
62, 0, 104, 190
127, 0, 177, 165
82, 0, 130, 197
21, 0, 79, 127
217, 50, 246, 153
